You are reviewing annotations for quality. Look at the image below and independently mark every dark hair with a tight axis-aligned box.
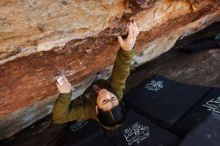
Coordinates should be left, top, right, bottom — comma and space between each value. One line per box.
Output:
97, 103, 125, 127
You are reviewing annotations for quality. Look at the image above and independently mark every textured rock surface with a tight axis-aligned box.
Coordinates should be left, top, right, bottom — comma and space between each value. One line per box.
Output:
0, 0, 220, 139
0, 0, 125, 59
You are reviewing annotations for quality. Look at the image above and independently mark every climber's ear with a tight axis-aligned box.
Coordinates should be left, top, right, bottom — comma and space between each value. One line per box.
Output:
96, 105, 99, 114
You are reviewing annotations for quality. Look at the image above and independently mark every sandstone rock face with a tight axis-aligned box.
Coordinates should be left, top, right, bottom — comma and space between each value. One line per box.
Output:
0, 0, 220, 139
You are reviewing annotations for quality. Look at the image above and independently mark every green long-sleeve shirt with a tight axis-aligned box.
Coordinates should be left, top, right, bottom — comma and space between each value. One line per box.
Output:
52, 48, 135, 124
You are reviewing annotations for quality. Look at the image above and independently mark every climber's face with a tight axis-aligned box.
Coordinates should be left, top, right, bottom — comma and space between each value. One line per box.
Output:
96, 89, 119, 112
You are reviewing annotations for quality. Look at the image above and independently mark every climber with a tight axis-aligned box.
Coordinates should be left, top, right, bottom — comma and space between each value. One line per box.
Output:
52, 21, 139, 128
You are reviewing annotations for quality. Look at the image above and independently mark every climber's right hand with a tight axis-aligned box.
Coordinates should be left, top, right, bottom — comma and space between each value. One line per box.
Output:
55, 74, 72, 93
117, 21, 139, 51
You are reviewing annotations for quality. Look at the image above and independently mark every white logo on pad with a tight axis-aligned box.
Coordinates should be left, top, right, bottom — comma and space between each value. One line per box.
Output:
144, 80, 164, 91
202, 97, 220, 114
123, 122, 150, 145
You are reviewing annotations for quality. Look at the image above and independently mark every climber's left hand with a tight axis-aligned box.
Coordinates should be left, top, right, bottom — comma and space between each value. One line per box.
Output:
55, 74, 72, 94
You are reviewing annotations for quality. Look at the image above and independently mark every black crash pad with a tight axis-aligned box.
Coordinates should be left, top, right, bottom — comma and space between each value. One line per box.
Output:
125, 75, 210, 127
174, 88, 220, 136
179, 113, 220, 146
57, 119, 114, 146
105, 110, 180, 146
